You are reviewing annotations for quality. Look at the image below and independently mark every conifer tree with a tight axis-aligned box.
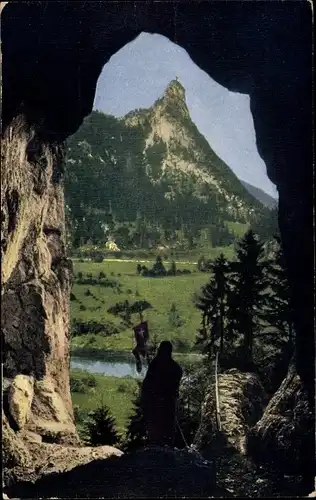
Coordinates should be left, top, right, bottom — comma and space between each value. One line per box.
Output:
83, 403, 120, 446
151, 255, 166, 276
168, 303, 184, 328
227, 230, 268, 364
195, 253, 231, 357
265, 236, 294, 347
124, 381, 148, 452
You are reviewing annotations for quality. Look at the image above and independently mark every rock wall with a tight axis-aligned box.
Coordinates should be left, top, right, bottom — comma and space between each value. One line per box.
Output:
1, 117, 78, 447
245, 363, 314, 476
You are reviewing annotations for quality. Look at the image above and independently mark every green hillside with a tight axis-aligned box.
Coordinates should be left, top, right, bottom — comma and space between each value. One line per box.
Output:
64, 80, 268, 251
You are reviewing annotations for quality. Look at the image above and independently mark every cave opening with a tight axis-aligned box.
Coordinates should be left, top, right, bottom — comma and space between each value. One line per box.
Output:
65, 30, 278, 251
1, 1, 314, 494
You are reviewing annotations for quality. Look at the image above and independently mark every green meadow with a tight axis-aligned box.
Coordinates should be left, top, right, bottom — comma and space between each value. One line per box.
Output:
70, 369, 138, 436
69, 242, 243, 355
70, 259, 208, 354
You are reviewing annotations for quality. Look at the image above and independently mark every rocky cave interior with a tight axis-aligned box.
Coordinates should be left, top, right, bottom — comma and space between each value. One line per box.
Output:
1, 1, 314, 498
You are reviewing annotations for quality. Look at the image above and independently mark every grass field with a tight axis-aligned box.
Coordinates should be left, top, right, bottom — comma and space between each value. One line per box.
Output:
70, 258, 215, 353
70, 246, 239, 354
71, 369, 138, 436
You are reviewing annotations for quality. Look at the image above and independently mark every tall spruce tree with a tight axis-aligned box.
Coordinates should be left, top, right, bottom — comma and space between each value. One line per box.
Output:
227, 230, 268, 365
265, 236, 294, 347
195, 253, 231, 357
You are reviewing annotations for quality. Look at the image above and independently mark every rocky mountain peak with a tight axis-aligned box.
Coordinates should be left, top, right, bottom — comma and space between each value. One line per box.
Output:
163, 78, 186, 103
153, 78, 189, 121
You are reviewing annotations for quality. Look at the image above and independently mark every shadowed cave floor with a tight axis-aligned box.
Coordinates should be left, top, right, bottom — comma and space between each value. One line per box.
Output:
4, 444, 309, 499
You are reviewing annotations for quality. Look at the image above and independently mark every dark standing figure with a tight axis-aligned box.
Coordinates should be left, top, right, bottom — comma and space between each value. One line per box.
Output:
141, 340, 183, 447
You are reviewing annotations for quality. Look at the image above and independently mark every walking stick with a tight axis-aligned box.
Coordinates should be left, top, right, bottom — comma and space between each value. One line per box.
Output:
215, 349, 221, 431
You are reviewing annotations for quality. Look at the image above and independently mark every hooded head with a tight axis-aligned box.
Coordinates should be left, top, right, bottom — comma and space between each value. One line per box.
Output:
157, 340, 173, 357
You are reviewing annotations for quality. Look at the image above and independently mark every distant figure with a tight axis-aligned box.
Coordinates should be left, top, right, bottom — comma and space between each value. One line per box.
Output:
132, 320, 149, 373
141, 340, 183, 447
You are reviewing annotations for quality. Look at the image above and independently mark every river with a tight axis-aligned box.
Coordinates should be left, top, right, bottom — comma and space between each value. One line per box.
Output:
70, 352, 203, 378
70, 355, 146, 378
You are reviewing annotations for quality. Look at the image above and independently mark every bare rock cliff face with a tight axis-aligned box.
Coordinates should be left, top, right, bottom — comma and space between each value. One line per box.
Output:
1, 116, 78, 448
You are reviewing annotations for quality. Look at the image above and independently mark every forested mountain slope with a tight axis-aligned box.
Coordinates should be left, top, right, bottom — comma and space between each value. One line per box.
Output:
65, 80, 268, 248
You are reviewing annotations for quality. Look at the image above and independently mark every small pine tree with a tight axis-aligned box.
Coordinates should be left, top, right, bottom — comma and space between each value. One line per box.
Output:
151, 255, 166, 276
136, 263, 142, 275
168, 302, 184, 328
124, 382, 148, 452
170, 260, 177, 276
83, 402, 120, 446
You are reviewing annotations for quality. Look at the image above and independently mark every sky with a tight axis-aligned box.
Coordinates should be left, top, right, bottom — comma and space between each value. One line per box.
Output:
94, 32, 278, 199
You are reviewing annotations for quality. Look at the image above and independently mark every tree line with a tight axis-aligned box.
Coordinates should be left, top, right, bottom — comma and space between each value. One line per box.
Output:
194, 230, 293, 373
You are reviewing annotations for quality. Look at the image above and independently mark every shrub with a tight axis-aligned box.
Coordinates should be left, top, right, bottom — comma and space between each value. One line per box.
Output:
74, 275, 119, 288
70, 370, 97, 394
70, 292, 77, 302
70, 377, 88, 393
71, 320, 120, 337
78, 271, 83, 280
83, 403, 120, 446
92, 253, 104, 263
99, 271, 106, 280
84, 372, 97, 388
84, 288, 92, 297
141, 266, 149, 276
117, 382, 128, 393
73, 405, 89, 424
79, 304, 87, 311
